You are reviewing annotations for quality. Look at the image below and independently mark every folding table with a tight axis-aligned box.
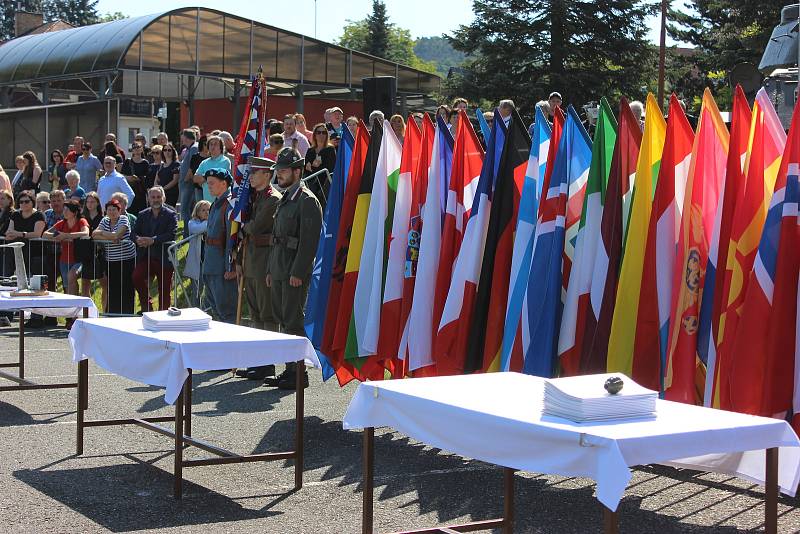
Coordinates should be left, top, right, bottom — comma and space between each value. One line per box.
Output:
0, 289, 96, 393
344, 372, 800, 534
69, 317, 320, 498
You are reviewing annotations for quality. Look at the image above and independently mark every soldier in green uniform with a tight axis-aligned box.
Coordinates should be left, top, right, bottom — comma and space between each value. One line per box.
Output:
235, 156, 282, 381
264, 148, 322, 390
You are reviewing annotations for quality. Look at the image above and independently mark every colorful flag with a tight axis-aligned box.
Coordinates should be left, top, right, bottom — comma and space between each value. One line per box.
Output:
476, 107, 492, 142
321, 122, 370, 370
664, 89, 729, 403
464, 108, 531, 373
727, 99, 800, 420
632, 95, 694, 391
715, 88, 787, 408
435, 110, 507, 371
404, 116, 454, 371
500, 106, 552, 372
607, 94, 666, 375
230, 75, 267, 224
352, 120, 403, 360
377, 117, 423, 366
701, 86, 751, 406
582, 98, 642, 373
305, 125, 355, 380
432, 110, 484, 375
397, 115, 435, 365
559, 99, 617, 376
524, 106, 592, 377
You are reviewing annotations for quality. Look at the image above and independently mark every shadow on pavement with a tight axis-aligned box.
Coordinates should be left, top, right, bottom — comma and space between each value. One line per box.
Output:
14, 462, 281, 532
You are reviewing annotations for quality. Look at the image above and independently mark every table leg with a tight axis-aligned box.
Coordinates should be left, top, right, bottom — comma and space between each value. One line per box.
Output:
295, 359, 304, 491
81, 307, 89, 410
184, 369, 192, 437
174, 382, 185, 499
363, 427, 374, 534
18, 311, 24, 380
603, 505, 619, 534
765, 447, 778, 534
503, 468, 515, 534
76, 359, 87, 455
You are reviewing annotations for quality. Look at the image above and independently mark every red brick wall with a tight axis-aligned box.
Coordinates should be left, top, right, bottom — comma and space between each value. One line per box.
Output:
180, 95, 363, 134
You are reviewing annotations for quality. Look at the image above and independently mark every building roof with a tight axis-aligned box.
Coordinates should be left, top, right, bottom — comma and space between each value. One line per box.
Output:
0, 7, 440, 94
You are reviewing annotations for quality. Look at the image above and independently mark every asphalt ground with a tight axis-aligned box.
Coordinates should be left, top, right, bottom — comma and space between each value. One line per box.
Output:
1, 321, 799, 533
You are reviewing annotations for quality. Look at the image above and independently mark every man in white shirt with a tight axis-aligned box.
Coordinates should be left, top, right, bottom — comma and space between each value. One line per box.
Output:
97, 156, 136, 207
282, 114, 310, 157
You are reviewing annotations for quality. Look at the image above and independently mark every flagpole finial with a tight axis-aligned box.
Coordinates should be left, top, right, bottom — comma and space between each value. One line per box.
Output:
257, 65, 264, 80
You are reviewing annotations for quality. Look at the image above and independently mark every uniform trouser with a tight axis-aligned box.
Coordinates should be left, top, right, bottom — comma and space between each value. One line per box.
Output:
202, 273, 237, 323
178, 182, 196, 234
245, 276, 276, 331
271, 276, 310, 373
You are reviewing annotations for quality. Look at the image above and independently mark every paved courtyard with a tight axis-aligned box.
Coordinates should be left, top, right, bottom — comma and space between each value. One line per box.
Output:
0, 322, 798, 533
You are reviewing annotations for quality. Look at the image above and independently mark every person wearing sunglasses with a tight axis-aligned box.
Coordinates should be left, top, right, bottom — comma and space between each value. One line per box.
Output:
4, 191, 47, 326
74, 141, 103, 193
154, 143, 180, 208
303, 123, 336, 211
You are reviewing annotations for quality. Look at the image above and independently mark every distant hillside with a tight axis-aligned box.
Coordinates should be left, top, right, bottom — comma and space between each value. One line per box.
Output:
414, 36, 466, 77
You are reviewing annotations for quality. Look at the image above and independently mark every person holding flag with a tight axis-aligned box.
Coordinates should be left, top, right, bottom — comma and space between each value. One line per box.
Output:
265, 148, 323, 390
201, 168, 238, 324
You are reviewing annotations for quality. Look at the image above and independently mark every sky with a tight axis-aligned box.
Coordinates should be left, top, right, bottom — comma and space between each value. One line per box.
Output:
95, 0, 667, 45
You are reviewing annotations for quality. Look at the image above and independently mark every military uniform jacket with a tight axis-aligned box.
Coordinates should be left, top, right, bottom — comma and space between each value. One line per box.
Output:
241, 186, 281, 278
202, 188, 233, 275
267, 181, 322, 281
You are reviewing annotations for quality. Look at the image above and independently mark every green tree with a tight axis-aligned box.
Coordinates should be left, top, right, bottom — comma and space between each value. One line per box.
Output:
96, 11, 126, 23
414, 36, 466, 77
338, 19, 437, 73
365, 0, 390, 59
667, 0, 785, 110
44, 0, 99, 27
446, 0, 656, 115
1, 0, 42, 42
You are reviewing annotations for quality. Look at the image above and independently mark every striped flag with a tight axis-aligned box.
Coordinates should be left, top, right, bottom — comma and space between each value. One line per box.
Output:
632, 95, 694, 391
500, 106, 552, 372
728, 99, 800, 421
230, 75, 267, 224
464, 108, 531, 373
321, 122, 370, 380
432, 110, 484, 375
607, 94, 666, 375
701, 86, 751, 406
435, 110, 507, 370
405, 116, 454, 371
524, 106, 592, 377
559, 99, 617, 376
664, 89, 729, 403
352, 120, 403, 361
714, 88, 786, 409
377, 117, 423, 367
398, 115, 436, 365
305, 125, 355, 380
582, 99, 641, 372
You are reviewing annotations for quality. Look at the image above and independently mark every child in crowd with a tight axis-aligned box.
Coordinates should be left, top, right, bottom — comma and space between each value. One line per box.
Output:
184, 200, 210, 308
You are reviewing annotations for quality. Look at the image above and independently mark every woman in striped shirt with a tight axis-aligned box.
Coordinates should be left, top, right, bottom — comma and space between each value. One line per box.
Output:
92, 199, 136, 314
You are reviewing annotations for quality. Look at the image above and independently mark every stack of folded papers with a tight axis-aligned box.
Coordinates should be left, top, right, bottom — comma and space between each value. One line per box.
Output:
142, 308, 212, 331
542, 373, 658, 423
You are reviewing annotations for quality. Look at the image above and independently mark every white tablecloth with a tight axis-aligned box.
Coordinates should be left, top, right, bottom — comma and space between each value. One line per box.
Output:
69, 317, 319, 404
343, 372, 800, 511
0, 289, 98, 318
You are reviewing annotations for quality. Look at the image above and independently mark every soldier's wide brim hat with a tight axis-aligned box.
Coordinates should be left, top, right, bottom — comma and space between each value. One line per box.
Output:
271, 147, 305, 170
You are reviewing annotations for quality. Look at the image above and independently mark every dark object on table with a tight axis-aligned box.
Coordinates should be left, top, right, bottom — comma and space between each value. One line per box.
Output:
167, 307, 182, 316
604, 376, 624, 395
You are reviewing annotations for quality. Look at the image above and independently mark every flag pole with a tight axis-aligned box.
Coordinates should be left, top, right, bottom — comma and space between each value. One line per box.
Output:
657, 0, 668, 109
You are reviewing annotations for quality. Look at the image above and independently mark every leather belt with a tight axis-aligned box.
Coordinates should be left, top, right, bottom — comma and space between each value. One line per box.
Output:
251, 234, 274, 247
206, 237, 225, 246
272, 235, 298, 250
